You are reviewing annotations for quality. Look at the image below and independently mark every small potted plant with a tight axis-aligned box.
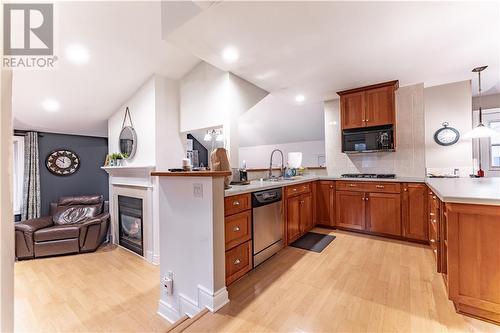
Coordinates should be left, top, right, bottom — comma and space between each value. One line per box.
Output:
115, 153, 124, 166
108, 153, 124, 166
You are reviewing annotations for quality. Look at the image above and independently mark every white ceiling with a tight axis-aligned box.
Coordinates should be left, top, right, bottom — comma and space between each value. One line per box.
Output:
13, 1, 199, 137
167, 1, 500, 103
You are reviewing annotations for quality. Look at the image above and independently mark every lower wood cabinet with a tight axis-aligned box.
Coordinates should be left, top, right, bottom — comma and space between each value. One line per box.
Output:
366, 192, 401, 236
336, 190, 365, 230
286, 182, 313, 244
225, 240, 252, 286
316, 181, 335, 227
336, 189, 402, 236
402, 183, 428, 241
446, 202, 500, 325
224, 193, 253, 286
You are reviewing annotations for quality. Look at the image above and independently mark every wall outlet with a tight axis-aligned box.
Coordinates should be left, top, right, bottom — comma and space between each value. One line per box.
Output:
163, 271, 173, 295
193, 183, 203, 198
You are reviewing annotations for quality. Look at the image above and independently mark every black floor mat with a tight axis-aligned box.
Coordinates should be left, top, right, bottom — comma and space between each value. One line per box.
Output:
289, 232, 336, 253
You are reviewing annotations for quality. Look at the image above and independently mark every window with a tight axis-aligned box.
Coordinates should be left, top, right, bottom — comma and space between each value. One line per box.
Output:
489, 121, 500, 169
13, 136, 24, 215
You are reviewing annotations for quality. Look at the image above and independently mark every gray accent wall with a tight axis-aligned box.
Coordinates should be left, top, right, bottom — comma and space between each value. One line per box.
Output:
37, 132, 108, 216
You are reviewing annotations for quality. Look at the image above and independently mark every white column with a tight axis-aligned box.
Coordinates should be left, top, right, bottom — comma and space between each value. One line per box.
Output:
156, 175, 228, 322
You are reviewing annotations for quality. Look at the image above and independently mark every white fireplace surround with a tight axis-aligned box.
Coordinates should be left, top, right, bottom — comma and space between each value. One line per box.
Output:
102, 166, 159, 265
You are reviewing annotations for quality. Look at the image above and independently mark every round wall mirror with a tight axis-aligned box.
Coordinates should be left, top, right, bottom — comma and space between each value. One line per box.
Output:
119, 126, 137, 159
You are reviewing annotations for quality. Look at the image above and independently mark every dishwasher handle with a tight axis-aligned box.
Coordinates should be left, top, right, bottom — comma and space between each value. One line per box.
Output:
252, 188, 282, 207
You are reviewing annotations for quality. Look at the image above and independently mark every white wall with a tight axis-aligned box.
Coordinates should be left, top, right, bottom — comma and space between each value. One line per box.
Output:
179, 61, 268, 166
424, 80, 473, 176
157, 176, 228, 322
473, 92, 500, 110
324, 83, 426, 177
155, 76, 185, 169
239, 140, 325, 169
179, 62, 229, 133
0, 69, 14, 332
108, 77, 156, 166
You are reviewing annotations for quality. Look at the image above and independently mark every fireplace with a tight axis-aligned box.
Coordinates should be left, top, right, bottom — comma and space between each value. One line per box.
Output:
118, 195, 143, 256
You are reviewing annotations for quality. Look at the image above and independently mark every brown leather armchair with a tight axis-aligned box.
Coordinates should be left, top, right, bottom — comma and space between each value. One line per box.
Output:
15, 195, 110, 260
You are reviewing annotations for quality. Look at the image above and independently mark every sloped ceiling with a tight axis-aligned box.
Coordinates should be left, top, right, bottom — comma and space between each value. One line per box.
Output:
166, 1, 500, 103
13, 1, 200, 137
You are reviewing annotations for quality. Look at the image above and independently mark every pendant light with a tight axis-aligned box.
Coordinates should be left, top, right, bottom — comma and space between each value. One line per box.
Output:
463, 65, 499, 139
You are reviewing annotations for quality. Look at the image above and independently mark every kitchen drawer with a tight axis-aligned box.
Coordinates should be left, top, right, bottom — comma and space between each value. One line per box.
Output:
336, 181, 400, 193
225, 240, 252, 286
285, 182, 311, 197
225, 210, 251, 250
225, 193, 251, 216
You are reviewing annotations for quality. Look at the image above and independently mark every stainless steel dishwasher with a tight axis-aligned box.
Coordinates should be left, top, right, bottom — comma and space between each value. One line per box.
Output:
252, 188, 283, 267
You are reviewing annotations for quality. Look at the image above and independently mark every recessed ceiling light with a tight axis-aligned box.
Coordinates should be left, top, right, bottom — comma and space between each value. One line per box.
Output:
222, 46, 239, 63
65, 44, 90, 64
295, 94, 305, 103
42, 98, 60, 112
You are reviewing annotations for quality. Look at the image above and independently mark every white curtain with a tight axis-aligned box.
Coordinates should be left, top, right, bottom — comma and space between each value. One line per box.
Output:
21, 132, 40, 220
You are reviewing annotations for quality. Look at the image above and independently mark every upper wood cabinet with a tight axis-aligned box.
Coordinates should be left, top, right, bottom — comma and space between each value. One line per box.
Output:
316, 181, 335, 227
337, 80, 398, 130
402, 183, 428, 241
340, 91, 365, 129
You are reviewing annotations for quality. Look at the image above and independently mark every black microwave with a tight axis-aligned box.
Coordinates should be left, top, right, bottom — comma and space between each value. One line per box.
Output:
342, 125, 394, 153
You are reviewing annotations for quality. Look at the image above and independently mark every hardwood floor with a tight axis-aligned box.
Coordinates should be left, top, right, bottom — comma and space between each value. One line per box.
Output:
185, 228, 499, 333
14, 245, 170, 333
14, 230, 499, 332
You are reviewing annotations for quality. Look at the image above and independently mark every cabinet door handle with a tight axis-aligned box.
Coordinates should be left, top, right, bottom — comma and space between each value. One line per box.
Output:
365, 197, 369, 201
365, 119, 369, 122
233, 200, 240, 206
432, 219, 437, 223
430, 239, 436, 243
349, 184, 356, 187
404, 188, 408, 192
293, 188, 297, 192
234, 259, 241, 265
430, 213, 435, 216
233, 226, 240, 232
433, 196, 436, 199
329, 185, 334, 189
376, 185, 384, 189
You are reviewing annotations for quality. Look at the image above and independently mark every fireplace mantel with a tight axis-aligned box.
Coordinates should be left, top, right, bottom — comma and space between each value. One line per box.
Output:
102, 165, 155, 188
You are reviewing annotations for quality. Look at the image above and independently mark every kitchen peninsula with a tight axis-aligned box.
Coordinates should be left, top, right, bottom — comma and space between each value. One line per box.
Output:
154, 171, 500, 325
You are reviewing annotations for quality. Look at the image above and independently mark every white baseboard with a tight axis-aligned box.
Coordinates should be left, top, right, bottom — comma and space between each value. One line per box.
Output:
157, 299, 179, 323
157, 285, 229, 323
152, 254, 160, 265
198, 285, 229, 312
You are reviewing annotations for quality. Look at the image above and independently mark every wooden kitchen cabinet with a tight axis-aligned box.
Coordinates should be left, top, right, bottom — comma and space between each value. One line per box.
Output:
364, 85, 396, 127
336, 190, 366, 230
337, 80, 398, 130
224, 193, 253, 286
285, 182, 313, 244
286, 195, 301, 243
300, 192, 313, 233
316, 181, 335, 227
366, 192, 401, 236
428, 188, 442, 272
447, 203, 500, 324
402, 183, 428, 241
340, 91, 365, 129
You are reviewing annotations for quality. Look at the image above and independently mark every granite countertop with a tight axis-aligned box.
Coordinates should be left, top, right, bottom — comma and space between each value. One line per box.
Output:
426, 177, 500, 206
226, 176, 500, 206
224, 175, 426, 197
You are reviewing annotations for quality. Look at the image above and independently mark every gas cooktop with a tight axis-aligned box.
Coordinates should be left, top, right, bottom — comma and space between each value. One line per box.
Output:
341, 173, 396, 179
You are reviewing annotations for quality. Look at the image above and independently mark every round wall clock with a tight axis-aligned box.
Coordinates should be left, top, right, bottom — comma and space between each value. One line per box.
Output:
434, 122, 460, 146
46, 149, 80, 176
